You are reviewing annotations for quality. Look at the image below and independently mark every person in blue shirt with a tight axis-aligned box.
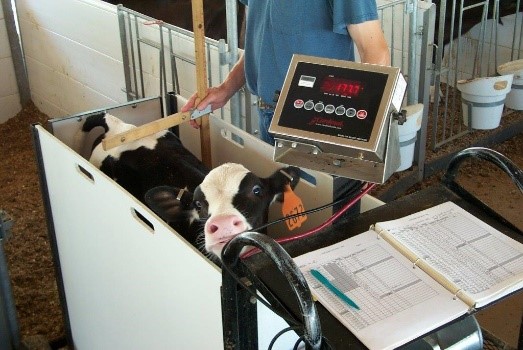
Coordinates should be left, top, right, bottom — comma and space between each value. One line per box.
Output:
182, 0, 390, 145
182, 1, 391, 219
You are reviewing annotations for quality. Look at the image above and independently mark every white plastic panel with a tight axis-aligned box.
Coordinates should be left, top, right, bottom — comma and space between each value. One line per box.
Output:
36, 125, 224, 349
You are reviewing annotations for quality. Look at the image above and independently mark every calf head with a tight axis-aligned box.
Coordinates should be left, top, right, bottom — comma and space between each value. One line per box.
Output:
145, 163, 301, 259
195, 163, 300, 258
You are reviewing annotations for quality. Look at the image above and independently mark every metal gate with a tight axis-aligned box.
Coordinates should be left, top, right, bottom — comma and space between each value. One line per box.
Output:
430, 0, 523, 150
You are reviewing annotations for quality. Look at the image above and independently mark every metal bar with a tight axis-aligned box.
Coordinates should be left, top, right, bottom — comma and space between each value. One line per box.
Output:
471, 1, 488, 78
377, 0, 407, 10
451, 0, 465, 137
168, 28, 180, 95
206, 41, 212, 88
430, 0, 447, 149
226, 0, 242, 129
443, 147, 523, 192
415, 2, 436, 182
221, 265, 258, 349
0, 239, 20, 349
117, 6, 134, 100
0, 0, 31, 106
135, 17, 145, 99
159, 24, 168, 113
407, 0, 419, 104
402, 2, 408, 72
514, 0, 523, 60
434, 130, 470, 149
492, 0, 499, 73
127, 11, 139, 100
119, 5, 222, 46
389, 7, 396, 67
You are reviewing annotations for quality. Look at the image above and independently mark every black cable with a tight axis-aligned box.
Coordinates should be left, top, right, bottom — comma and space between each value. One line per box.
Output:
293, 335, 305, 350
267, 326, 301, 350
251, 180, 366, 233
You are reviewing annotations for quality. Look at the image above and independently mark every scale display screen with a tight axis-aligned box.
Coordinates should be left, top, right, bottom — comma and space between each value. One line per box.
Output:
319, 76, 364, 97
275, 61, 388, 143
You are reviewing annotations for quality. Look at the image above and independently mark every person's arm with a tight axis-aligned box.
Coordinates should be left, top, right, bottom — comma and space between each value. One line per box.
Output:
348, 19, 391, 66
181, 53, 246, 114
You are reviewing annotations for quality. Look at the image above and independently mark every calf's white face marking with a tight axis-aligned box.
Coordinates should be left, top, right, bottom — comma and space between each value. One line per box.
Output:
199, 163, 251, 257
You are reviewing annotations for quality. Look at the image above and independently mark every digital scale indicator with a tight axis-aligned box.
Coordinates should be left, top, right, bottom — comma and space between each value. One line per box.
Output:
319, 76, 364, 97
269, 54, 407, 184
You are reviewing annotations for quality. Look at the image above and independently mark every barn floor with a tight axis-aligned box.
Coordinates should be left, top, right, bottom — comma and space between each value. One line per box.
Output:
0, 102, 522, 349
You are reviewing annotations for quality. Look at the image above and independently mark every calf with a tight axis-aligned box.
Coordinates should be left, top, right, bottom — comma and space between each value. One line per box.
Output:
433, 0, 522, 48
145, 163, 300, 259
76, 112, 300, 260
76, 112, 209, 201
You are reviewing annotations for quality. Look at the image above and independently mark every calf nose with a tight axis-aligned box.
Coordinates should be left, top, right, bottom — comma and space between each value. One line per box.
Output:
207, 215, 247, 235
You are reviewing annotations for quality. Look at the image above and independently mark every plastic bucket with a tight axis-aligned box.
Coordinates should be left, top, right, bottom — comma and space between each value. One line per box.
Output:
497, 59, 523, 111
397, 103, 423, 171
457, 74, 514, 130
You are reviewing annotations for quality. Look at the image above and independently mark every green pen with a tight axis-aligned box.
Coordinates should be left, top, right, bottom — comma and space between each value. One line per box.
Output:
310, 268, 360, 311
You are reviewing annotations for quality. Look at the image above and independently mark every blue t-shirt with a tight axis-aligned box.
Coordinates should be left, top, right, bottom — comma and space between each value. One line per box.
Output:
239, 0, 379, 105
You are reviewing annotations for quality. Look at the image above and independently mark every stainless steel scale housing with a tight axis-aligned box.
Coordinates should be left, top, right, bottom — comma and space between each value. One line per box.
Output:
269, 54, 407, 184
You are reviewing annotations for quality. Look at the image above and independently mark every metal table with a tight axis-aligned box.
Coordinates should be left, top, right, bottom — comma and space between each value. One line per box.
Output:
221, 148, 523, 350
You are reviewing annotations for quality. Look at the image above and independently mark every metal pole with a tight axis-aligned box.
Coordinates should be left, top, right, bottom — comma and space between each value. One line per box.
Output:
117, 6, 134, 101
0, 211, 20, 350
407, 0, 419, 104
225, 0, 242, 129
1, 0, 31, 106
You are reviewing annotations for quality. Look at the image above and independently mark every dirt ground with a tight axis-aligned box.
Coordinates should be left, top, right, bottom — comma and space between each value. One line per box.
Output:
0, 102, 522, 347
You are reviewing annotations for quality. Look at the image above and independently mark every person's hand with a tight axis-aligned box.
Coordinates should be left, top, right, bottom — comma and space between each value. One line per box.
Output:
181, 85, 232, 129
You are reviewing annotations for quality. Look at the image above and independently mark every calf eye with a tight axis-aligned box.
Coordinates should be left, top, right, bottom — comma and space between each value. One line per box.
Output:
252, 185, 263, 197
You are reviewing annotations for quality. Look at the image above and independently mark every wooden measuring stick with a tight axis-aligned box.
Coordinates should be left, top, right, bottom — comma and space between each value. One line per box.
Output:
192, 0, 212, 168
102, 111, 191, 150
102, 0, 213, 168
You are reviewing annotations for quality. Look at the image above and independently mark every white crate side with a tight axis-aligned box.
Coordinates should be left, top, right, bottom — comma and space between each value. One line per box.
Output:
36, 124, 224, 349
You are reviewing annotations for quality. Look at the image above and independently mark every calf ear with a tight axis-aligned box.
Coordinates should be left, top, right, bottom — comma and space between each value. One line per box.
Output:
269, 166, 301, 202
144, 186, 194, 222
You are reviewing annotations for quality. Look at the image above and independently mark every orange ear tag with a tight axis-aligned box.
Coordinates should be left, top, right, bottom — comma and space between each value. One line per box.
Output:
282, 184, 307, 231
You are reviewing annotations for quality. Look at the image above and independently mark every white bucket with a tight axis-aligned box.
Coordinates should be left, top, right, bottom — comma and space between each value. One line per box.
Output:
457, 74, 514, 130
397, 103, 423, 172
497, 59, 523, 111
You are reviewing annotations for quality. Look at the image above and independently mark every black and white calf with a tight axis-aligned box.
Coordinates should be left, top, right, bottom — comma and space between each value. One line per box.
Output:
146, 163, 300, 258
76, 112, 209, 201
76, 112, 300, 259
